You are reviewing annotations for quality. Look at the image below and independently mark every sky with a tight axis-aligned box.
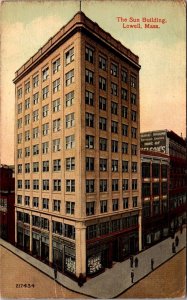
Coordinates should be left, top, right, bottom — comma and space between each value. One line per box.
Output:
1, 0, 186, 165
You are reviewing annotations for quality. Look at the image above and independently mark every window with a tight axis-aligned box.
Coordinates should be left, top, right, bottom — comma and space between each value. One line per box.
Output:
53, 118, 61, 132
100, 179, 107, 192
85, 112, 94, 127
132, 197, 138, 207
121, 88, 127, 100
33, 127, 39, 139
132, 179, 138, 190
33, 92, 39, 105
66, 201, 75, 214
17, 133, 22, 144
142, 183, 151, 197
42, 86, 49, 99
42, 198, 49, 209
153, 182, 160, 195
86, 157, 94, 171
53, 220, 63, 234
25, 98, 30, 110
65, 91, 74, 107
121, 69, 128, 83
161, 164, 168, 178
111, 140, 118, 152
86, 180, 94, 193
100, 138, 107, 151
25, 147, 30, 157
33, 74, 39, 87
111, 82, 118, 96
53, 179, 61, 191
65, 69, 74, 86
142, 162, 150, 178
85, 69, 93, 84
99, 117, 107, 130
41, 217, 49, 230
53, 98, 61, 112
25, 180, 30, 189
112, 180, 118, 191
99, 96, 107, 110
85, 90, 94, 106
152, 164, 160, 178
85, 47, 94, 63
143, 202, 150, 217
33, 144, 39, 155
33, 162, 39, 172
33, 110, 39, 122
123, 197, 129, 209
111, 63, 118, 77
162, 182, 167, 195
25, 163, 30, 173
132, 162, 137, 173
112, 160, 118, 172
65, 224, 75, 239
131, 110, 137, 122
66, 157, 75, 171
17, 195, 22, 204
42, 180, 49, 191
100, 200, 107, 213
25, 130, 30, 141
65, 113, 75, 128
53, 78, 60, 93
42, 123, 49, 136
53, 58, 60, 73
122, 124, 128, 136
86, 202, 95, 216
17, 118, 22, 128
99, 76, 106, 91
100, 158, 107, 171
42, 142, 49, 154
131, 93, 137, 105
65, 47, 74, 65
53, 200, 61, 212
86, 225, 97, 240
111, 101, 118, 114
32, 215, 40, 227
33, 197, 39, 208
122, 179, 128, 190
122, 160, 128, 172
53, 159, 61, 171
17, 180, 22, 189
131, 144, 137, 155
42, 105, 49, 117
86, 135, 94, 149
131, 127, 137, 138
25, 196, 30, 206
42, 67, 49, 81
66, 180, 75, 192
53, 138, 61, 152
18, 164, 22, 173
66, 135, 75, 149
99, 55, 107, 70
25, 81, 30, 94
130, 75, 137, 88
17, 149, 22, 158
33, 179, 39, 190
111, 121, 118, 133
42, 160, 49, 172
17, 87, 22, 99
122, 106, 128, 118
112, 199, 118, 211
18, 103, 22, 114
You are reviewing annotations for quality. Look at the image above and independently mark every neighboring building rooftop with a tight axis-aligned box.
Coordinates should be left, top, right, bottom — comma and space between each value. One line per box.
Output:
13, 11, 140, 83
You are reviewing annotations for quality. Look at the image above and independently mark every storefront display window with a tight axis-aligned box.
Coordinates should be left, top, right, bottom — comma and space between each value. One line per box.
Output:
87, 253, 102, 274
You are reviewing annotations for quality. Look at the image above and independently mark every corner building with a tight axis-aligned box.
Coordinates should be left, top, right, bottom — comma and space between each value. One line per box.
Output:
14, 12, 141, 279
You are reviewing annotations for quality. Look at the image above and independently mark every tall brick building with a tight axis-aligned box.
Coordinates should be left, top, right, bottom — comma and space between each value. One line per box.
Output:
14, 11, 141, 279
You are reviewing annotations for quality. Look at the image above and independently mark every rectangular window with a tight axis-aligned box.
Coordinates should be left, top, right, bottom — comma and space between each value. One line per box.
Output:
99, 117, 107, 130
42, 67, 49, 81
111, 140, 118, 152
85, 69, 94, 84
123, 197, 129, 209
152, 164, 160, 178
112, 160, 118, 172
86, 225, 97, 240
86, 179, 95, 193
66, 157, 75, 171
86, 202, 95, 216
86, 135, 94, 149
100, 179, 107, 192
53, 118, 61, 132
65, 48, 74, 65
85, 90, 94, 106
112, 180, 118, 191
85, 47, 94, 63
66, 135, 75, 149
130, 75, 137, 88
111, 121, 118, 133
99, 55, 107, 70
99, 138, 107, 151
100, 200, 107, 213
17, 133, 22, 144
122, 124, 128, 136
33, 110, 39, 122
142, 183, 151, 197
131, 93, 136, 105
42, 104, 49, 117
133, 196, 138, 207
99, 96, 107, 110
17, 87, 22, 99
53, 58, 60, 74
112, 199, 119, 211
122, 142, 128, 154
33, 127, 39, 139
132, 162, 137, 173
111, 82, 118, 96
53, 179, 61, 191
153, 182, 160, 195
53, 159, 61, 171
111, 63, 118, 77
66, 201, 75, 215
17, 180, 22, 189
122, 106, 128, 118
25, 196, 30, 206
42, 142, 49, 154
121, 88, 127, 100
132, 144, 137, 155
122, 179, 128, 190
41, 217, 49, 230
25, 98, 30, 110
100, 158, 107, 171
42, 198, 49, 209
65, 224, 75, 239
33, 197, 39, 208
65, 91, 74, 107
66, 180, 75, 192
122, 160, 128, 172
42, 86, 49, 99
99, 76, 106, 91
53, 200, 61, 212
142, 162, 150, 178
33, 92, 39, 105
131, 110, 137, 122
25, 130, 30, 141
25, 163, 30, 173
131, 127, 137, 138
85, 112, 94, 128
161, 164, 168, 178
42, 180, 49, 191
53, 78, 60, 93
42, 160, 49, 172
33, 144, 39, 155
33, 74, 39, 88
18, 164, 22, 173
25, 180, 30, 189
25, 147, 30, 157
17, 195, 22, 204
33, 179, 39, 190
111, 101, 118, 114
42, 123, 49, 136
132, 179, 138, 190
86, 157, 94, 171
53, 98, 61, 112
18, 103, 22, 114
25, 114, 30, 125
121, 69, 128, 83
65, 69, 74, 86
53, 138, 61, 152
25, 81, 30, 94
17, 149, 22, 158
33, 162, 39, 172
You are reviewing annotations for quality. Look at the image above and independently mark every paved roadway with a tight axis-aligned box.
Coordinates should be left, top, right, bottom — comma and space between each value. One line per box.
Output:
1, 245, 186, 299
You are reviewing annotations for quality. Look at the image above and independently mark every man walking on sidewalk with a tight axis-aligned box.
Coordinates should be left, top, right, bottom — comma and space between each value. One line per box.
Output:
131, 270, 134, 283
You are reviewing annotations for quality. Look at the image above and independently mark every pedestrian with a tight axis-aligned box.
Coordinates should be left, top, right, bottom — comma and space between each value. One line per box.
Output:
134, 257, 138, 268
130, 255, 134, 268
175, 235, 179, 247
172, 242, 176, 253
54, 265, 57, 280
131, 270, 134, 283
151, 258, 154, 271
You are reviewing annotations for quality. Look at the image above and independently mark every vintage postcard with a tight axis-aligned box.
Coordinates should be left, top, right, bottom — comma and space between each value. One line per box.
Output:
0, 0, 186, 299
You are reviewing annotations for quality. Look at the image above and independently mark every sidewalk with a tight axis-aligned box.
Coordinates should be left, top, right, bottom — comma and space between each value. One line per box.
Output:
0, 227, 186, 299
